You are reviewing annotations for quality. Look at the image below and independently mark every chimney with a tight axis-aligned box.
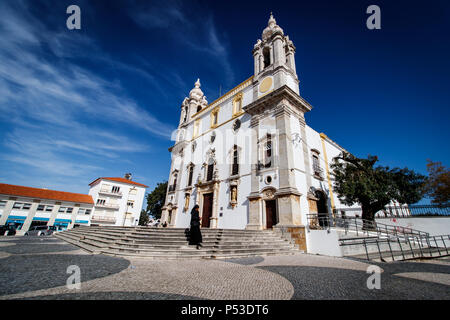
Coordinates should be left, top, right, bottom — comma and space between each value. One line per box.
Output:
124, 173, 132, 180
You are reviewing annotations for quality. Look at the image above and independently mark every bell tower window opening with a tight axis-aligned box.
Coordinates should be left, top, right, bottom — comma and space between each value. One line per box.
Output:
183, 106, 188, 122
197, 105, 202, 113
263, 47, 271, 68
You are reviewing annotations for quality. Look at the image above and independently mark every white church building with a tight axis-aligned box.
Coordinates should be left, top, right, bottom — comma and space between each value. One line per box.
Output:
161, 14, 353, 237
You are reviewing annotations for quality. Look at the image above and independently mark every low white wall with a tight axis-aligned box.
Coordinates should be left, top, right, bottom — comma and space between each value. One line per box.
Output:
306, 229, 342, 257
376, 217, 450, 236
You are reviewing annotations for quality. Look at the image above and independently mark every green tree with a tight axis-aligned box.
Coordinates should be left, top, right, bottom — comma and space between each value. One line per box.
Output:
145, 181, 168, 220
424, 160, 450, 206
138, 209, 149, 226
331, 152, 426, 226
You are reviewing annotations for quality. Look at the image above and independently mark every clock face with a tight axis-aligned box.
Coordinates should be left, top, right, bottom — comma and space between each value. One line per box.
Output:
259, 76, 273, 93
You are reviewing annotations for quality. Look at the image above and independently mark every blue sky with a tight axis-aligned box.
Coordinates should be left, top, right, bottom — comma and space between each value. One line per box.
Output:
0, 0, 449, 198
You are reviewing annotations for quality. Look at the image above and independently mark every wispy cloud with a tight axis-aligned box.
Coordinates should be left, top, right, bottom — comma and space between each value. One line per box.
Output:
127, 0, 235, 87
0, 1, 173, 191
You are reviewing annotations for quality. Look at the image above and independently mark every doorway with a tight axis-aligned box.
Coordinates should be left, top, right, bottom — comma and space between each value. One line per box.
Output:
265, 200, 277, 229
202, 193, 213, 228
316, 190, 329, 227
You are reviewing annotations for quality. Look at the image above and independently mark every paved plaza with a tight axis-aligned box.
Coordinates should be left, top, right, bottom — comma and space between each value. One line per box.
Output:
0, 236, 449, 300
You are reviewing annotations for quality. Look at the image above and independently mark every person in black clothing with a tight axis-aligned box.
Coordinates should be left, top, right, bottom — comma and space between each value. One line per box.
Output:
189, 205, 203, 249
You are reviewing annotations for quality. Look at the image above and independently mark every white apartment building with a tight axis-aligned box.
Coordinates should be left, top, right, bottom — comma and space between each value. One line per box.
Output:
88, 174, 147, 227
0, 183, 94, 234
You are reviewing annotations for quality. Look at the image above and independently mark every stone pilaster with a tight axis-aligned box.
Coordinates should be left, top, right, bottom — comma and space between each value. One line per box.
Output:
160, 208, 169, 226
299, 116, 312, 193
169, 207, 178, 227
246, 195, 263, 230
274, 104, 303, 226
210, 182, 220, 228
273, 35, 286, 69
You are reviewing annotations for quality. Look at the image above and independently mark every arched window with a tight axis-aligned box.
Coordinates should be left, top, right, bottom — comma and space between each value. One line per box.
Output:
311, 149, 322, 178
232, 145, 239, 176
187, 165, 194, 186
263, 47, 271, 68
210, 108, 219, 128
197, 105, 202, 113
169, 171, 178, 192
265, 134, 272, 168
207, 158, 214, 181
183, 106, 188, 122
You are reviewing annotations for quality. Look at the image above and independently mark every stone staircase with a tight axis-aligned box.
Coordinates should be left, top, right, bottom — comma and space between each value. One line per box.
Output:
54, 226, 302, 259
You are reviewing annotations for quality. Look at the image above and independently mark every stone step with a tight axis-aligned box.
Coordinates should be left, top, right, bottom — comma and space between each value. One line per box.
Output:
101, 248, 299, 260
112, 241, 294, 251
57, 226, 302, 259
211, 250, 301, 259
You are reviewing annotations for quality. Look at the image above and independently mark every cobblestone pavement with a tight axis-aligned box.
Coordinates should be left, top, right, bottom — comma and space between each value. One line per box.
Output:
0, 236, 449, 300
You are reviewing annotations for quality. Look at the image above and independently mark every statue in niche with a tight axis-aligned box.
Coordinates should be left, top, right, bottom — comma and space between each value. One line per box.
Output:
230, 185, 238, 208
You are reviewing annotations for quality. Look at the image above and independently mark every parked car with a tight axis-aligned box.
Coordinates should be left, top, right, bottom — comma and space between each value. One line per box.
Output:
0, 223, 17, 236
25, 225, 56, 236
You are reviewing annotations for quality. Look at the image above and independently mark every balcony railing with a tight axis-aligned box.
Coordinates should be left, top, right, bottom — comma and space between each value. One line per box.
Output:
99, 189, 122, 197
95, 203, 119, 210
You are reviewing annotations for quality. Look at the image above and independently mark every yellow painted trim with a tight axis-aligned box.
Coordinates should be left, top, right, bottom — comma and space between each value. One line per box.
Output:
232, 93, 243, 117
210, 107, 220, 128
320, 133, 336, 214
190, 111, 244, 142
191, 76, 254, 119
193, 119, 201, 139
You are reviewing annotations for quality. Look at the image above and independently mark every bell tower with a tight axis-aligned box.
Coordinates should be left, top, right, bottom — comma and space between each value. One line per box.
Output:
178, 79, 208, 128
252, 13, 299, 95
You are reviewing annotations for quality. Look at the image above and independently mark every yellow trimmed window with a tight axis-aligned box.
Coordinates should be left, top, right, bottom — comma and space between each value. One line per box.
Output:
193, 119, 201, 138
232, 92, 243, 116
210, 108, 219, 128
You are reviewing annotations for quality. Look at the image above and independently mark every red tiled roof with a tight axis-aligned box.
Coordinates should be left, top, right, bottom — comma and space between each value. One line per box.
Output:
0, 183, 94, 204
89, 177, 148, 188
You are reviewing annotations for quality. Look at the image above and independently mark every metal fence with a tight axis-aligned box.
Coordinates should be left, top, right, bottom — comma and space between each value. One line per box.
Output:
306, 213, 450, 262
334, 204, 450, 218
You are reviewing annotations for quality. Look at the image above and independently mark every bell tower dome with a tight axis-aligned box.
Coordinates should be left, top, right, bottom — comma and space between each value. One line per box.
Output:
252, 13, 299, 95
178, 79, 208, 128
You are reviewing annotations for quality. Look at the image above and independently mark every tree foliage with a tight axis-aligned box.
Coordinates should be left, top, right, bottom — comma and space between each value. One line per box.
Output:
424, 160, 450, 206
145, 181, 168, 220
331, 152, 426, 222
138, 209, 149, 226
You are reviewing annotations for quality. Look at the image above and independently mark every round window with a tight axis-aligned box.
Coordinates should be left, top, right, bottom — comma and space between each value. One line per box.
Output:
265, 175, 272, 185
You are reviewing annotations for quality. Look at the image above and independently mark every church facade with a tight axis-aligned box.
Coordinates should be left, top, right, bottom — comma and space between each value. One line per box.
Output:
161, 14, 351, 231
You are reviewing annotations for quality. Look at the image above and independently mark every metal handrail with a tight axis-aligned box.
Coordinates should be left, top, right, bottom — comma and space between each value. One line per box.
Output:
307, 213, 429, 239
329, 219, 450, 262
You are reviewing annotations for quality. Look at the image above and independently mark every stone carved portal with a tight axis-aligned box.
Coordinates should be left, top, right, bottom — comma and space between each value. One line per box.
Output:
261, 187, 277, 229
196, 182, 220, 229
202, 193, 213, 228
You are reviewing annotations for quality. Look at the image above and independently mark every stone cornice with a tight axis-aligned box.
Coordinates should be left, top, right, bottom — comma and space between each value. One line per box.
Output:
244, 85, 312, 116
